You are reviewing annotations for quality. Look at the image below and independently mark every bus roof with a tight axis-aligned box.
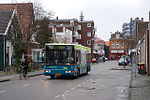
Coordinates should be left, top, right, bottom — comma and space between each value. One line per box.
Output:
45, 43, 91, 52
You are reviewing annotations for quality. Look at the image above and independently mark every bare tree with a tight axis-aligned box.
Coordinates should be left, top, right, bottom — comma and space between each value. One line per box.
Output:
35, 17, 53, 47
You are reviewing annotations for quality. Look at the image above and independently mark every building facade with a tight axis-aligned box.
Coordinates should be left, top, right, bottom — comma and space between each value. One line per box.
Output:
50, 15, 96, 58
50, 18, 80, 44
0, 10, 22, 70
104, 41, 110, 60
109, 32, 126, 60
93, 37, 105, 58
78, 20, 96, 58
0, 3, 34, 42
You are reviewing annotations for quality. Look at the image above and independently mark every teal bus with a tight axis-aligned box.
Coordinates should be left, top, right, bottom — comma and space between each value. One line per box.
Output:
44, 43, 91, 78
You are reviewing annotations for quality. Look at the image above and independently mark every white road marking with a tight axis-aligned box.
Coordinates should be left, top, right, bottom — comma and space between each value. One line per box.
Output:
77, 84, 81, 87
0, 90, 6, 94
82, 82, 86, 84
64, 90, 69, 94
54, 95, 61, 99
23, 84, 30, 87
62, 94, 65, 100
86, 80, 90, 82
40, 80, 44, 83
71, 87, 76, 90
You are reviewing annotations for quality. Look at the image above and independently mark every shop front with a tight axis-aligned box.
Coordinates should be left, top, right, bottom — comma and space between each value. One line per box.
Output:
109, 50, 126, 60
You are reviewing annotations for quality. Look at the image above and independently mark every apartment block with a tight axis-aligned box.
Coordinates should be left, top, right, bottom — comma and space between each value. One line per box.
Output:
50, 18, 80, 44
78, 20, 95, 58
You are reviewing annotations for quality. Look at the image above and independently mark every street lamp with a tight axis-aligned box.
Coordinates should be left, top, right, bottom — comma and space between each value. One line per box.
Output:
124, 55, 126, 68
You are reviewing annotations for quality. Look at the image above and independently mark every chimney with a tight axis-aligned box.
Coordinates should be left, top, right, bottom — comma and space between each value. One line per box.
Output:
141, 18, 143, 22
56, 16, 58, 20
136, 17, 139, 21
80, 11, 84, 21
130, 18, 132, 22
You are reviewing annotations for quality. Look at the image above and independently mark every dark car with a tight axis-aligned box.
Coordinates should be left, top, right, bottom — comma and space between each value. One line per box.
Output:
118, 56, 130, 65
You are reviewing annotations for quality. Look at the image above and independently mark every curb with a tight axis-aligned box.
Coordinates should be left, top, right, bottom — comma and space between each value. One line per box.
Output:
28, 73, 43, 78
110, 68, 131, 70
0, 78, 11, 82
0, 72, 43, 83
128, 64, 134, 100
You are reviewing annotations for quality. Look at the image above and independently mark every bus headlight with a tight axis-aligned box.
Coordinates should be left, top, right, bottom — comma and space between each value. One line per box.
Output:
66, 63, 70, 65
65, 71, 68, 73
69, 71, 71, 73
65, 71, 73, 73
46, 70, 51, 73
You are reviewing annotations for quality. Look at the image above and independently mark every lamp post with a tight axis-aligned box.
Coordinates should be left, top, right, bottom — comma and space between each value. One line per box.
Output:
124, 41, 126, 69
124, 55, 126, 68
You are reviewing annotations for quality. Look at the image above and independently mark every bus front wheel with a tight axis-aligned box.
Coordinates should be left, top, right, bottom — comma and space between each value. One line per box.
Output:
76, 69, 80, 77
50, 75, 55, 79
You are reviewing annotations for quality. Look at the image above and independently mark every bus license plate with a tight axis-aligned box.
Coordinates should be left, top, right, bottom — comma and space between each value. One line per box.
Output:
55, 73, 62, 76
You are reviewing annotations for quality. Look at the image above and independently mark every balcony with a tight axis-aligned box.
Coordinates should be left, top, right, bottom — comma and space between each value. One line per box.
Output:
72, 31, 79, 38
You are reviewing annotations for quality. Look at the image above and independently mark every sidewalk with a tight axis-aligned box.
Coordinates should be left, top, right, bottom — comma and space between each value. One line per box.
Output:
0, 70, 43, 82
129, 64, 150, 100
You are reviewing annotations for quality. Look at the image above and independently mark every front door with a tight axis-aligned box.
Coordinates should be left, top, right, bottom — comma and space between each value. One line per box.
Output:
0, 40, 4, 71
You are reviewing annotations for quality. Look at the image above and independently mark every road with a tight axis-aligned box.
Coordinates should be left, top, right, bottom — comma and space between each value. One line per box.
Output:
0, 61, 131, 100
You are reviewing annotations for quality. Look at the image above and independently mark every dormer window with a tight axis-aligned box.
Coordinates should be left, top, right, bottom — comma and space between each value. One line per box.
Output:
116, 34, 119, 39
87, 23, 91, 27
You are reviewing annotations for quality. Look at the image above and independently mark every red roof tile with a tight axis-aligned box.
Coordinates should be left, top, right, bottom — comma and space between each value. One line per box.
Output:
105, 41, 110, 46
95, 38, 105, 44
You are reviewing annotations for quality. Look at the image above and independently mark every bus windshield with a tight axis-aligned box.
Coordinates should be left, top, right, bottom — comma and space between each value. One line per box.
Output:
45, 45, 74, 65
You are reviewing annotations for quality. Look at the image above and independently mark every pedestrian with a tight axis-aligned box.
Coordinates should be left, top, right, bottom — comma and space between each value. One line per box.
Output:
22, 58, 28, 79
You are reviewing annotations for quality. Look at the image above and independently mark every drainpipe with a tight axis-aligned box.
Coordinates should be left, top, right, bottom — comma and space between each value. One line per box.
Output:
4, 35, 6, 72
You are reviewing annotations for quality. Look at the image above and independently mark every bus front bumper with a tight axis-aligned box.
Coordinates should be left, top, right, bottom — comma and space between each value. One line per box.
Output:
44, 69, 76, 76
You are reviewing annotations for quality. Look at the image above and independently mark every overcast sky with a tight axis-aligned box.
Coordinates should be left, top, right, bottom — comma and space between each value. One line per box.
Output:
0, 0, 150, 41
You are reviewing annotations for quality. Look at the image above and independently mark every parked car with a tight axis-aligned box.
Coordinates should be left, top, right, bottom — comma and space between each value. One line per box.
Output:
97, 57, 103, 63
92, 58, 97, 63
96, 56, 108, 63
118, 56, 130, 65
104, 57, 108, 61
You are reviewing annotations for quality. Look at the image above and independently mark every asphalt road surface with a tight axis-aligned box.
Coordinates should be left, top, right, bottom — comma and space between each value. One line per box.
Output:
0, 61, 131, 100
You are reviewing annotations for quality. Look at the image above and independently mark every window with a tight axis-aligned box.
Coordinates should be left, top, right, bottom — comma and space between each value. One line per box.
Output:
87, 40, 91, 45
78, 25, 81, 30
101, 45, 104, 49
70, 20, 74, 26
78, 34, 81, 39
121, 42, 124, 49
87, 23, 91, 27
116, 42, 120, 49
87, 32, 91, 37
111, 42, 115, 49
32, 51, 40, 62
116, 34, 119, 39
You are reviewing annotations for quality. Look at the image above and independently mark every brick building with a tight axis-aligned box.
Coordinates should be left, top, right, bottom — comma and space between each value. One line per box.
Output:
50, 13, 96, 58
0, 3, 34, 42
109, 32, 126, 60
50, 18, 80, 44
78, 20, 95, 58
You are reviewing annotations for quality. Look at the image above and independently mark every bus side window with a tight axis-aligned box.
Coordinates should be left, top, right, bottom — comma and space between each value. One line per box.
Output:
76, 50, 80, 64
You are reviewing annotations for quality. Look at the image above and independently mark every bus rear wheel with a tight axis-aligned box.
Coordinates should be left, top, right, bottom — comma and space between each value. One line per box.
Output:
85, 67, 88, 75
